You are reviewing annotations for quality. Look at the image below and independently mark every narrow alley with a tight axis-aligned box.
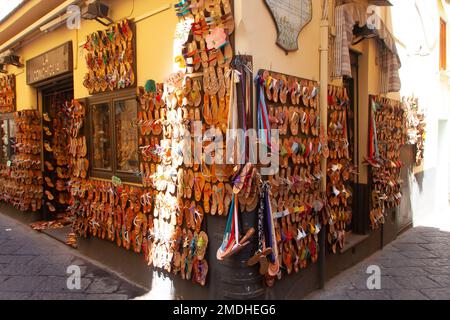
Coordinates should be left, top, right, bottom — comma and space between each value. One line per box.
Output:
0, 213, 145, 300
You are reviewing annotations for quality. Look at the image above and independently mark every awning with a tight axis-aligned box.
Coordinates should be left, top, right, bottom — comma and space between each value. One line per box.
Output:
332, 3, 402, 93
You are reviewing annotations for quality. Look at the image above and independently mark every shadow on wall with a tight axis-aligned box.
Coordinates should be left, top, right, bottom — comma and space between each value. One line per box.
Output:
411, 168, 438, 222
400, 144, 440, 227
415, 170, 424, 194
399, 146, 414, 231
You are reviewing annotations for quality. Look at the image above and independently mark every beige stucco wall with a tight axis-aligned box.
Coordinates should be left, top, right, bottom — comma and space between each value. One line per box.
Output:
234, 0, 320, 80
233, 0, 388, 185
389, 0, 450, 216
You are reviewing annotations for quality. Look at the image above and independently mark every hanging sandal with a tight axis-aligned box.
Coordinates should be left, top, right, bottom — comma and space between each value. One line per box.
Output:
194, 173, 206, 202
203, 183, 212, 214
211, 184, 218, 216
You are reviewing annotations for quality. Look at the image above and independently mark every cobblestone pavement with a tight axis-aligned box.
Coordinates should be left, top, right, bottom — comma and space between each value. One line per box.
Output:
306, 223, 450, 300
0, 213, 146, 300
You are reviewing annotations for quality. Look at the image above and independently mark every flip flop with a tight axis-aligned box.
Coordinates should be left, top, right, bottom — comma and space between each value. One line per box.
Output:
272, 79, 280, 103
289, 107, 300, 136
217, 182, 225, 215
203, 93, 213, 126
177, 198, 185, 226
199, 38, 210, 69
203, 183, 212, 214
210, 94, 219, 126
193, 259, 208, 286
195, 205, 204, 233
223, 42, 233, 68
192, 80, 203, 107
209, 67, 219, 96
232, 163, 253, 194
223, 183, 233, 216
187, 169, 195, 199
221, 0, 235, 35
211, 184, 218, 216
218, 96, 228, 133
196, 231, 208, 260
279, 76, 288, 104
217, 66, 226, 98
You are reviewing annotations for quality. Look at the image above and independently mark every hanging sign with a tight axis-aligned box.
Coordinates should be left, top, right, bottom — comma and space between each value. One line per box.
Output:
264, 0, 313, 53
26, 42, 73, 86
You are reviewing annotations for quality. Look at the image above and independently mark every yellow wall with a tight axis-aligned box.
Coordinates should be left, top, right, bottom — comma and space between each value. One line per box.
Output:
7, 25, 77, 110
6, 0, 177, 110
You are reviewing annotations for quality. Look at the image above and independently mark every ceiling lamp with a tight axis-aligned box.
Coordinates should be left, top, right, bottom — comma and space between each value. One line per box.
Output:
81, 0, 113, 26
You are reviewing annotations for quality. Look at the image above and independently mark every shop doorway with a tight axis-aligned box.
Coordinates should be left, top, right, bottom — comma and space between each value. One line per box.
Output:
41, 78, 73, 219
343, 50, 359, 234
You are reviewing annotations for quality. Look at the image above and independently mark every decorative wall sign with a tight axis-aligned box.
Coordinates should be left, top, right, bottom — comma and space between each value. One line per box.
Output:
26, 42, 73, 86
264, 0, 313, 53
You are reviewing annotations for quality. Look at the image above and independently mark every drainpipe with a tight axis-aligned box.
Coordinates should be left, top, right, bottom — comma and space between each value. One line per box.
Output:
319, 0, 329, 290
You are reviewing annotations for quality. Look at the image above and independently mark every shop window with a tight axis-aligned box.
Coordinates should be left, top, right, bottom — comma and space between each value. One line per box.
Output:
115, 99, 139, 173
440, 18, 447, 71
91, 103, 113, 171
0, 114, 16, 163
88, 89, 139, 183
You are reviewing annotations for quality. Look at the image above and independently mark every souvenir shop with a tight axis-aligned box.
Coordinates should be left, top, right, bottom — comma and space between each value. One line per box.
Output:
0, 0, 427, 299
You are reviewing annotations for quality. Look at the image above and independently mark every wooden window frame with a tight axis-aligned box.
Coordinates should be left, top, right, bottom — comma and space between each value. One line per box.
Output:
440, 18, 447, 71
86, 88, 140, 184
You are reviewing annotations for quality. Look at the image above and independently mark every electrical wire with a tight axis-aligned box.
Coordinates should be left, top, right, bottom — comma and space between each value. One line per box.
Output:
126, 0, 135, 18
413, 0, 437, 54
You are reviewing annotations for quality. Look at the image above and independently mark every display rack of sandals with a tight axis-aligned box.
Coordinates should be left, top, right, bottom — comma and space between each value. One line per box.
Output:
138, 0, 240, 286
403, 96, 426, 167
0, 74, 16, 114
250, 70, 326, 287
67, 100, 89, 181
71, 178, 147, 252
42, 97, 72, 215
326, 85, 357, 253
66, 100, 151, 253
82, 19, 135, 94
137, 77, 212, 285
0, 111, 43, 212
366, 95, 406, 229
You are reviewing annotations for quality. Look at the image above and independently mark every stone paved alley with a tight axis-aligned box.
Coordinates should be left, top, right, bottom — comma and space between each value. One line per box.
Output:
0, 213, 146, 300
306, 211, 450, 300
2, 209, 450, 300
